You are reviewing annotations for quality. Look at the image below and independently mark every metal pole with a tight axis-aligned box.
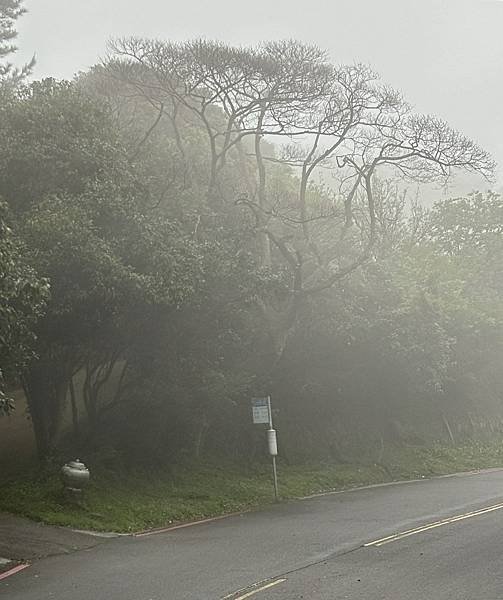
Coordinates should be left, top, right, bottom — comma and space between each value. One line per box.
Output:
267, 396, 279, 502
271, 455, 279, 502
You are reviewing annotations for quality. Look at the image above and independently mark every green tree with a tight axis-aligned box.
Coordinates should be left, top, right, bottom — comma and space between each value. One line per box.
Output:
1, 80, 204, 456
0, 0, 34, 91
424, 193, 503, 436
0, 200, 48, 414
0, 0, 46, 415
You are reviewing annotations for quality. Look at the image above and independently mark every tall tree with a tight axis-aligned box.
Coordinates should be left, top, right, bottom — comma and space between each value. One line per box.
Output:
0, 80, 204, 455
107, 39, 495, 363
0, 1, 46, 414
0, 0, 34, 91
0, 200, 48, 414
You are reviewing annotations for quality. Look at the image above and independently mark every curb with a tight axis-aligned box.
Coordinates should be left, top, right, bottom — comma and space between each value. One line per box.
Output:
298, 467, 503, 500
132, 467, 503, 537
134, 511, 245, 537
71, 529, 127, 538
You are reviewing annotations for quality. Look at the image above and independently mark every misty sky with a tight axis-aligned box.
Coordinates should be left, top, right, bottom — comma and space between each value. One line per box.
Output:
14, 0, 503, 187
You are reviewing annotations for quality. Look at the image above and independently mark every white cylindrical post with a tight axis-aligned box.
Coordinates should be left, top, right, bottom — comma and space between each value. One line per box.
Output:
266, 396, 279, 501
267, 428, 278, 456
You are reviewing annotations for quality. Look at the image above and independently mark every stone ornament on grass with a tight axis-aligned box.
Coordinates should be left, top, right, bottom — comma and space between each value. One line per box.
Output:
61, 459, 90, 505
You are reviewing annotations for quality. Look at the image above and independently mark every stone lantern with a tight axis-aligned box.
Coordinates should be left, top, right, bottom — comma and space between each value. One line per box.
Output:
61, 459, 90, 504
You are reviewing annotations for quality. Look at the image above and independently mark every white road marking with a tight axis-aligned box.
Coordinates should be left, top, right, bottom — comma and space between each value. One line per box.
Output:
365, 501, 503, 547
0, 563, 30, 581
225, 578, 287, 600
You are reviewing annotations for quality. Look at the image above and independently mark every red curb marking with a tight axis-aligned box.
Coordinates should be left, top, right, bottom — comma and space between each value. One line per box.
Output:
0, 564, 30, 581
135, 512, 244, 537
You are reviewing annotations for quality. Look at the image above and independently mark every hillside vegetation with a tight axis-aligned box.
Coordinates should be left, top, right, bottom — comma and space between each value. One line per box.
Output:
1, 6, 502, 522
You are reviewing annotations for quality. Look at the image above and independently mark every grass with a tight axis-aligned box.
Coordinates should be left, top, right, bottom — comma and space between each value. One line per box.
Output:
1, 441, 503, 533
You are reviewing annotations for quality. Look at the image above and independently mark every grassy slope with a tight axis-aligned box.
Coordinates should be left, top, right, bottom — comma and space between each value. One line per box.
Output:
1, 442, 502, 533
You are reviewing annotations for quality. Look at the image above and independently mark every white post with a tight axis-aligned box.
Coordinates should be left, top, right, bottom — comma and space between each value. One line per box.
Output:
267, 396, 279, 502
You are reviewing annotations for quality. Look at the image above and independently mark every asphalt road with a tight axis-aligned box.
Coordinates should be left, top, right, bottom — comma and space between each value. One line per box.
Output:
2, 468, 503, 600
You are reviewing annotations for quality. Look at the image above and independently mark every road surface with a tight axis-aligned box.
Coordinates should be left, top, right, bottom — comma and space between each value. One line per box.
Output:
2, 468, 503, 599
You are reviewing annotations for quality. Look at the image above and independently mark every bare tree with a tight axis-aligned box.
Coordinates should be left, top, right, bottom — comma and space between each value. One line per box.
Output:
105, 38, 495, 361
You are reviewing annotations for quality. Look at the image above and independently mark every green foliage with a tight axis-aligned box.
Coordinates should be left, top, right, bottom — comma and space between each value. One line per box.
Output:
0, 0, 34, 90
0, 200, 48, 414
0, 0, 24, 57
428, 192, 503, 256
266, 190, 503, 461
0, 79, 124, 211
0, 2, 47, 415
1, 442, 502, 532
0, 79, 206, 453
0, 44, 501, 473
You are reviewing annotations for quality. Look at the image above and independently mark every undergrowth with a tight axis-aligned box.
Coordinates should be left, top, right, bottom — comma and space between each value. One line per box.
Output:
0, 441, 502, 533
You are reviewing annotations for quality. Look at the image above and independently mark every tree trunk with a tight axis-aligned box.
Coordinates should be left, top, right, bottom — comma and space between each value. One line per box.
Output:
22, 370, 52, 461
69, 376, 80, 438
193, 412, 210, 460
442, 412, 455, 445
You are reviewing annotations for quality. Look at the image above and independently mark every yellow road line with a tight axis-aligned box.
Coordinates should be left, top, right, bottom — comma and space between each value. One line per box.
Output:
230, 579, 287, 600
365, 501, 503, 547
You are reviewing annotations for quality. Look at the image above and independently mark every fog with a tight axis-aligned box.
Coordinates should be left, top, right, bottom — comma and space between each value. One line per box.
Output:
17, 0, 503, 186
1, 0, 503, 550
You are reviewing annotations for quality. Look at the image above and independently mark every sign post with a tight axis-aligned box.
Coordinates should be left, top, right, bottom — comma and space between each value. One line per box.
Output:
252, 396, 279, 502
251, 397, 270, 425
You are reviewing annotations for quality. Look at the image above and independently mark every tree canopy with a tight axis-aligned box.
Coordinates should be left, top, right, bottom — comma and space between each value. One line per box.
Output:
1, 35, 501, 465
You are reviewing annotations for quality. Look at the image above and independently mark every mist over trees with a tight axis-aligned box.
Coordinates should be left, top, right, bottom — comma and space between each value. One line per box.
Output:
1, 6, 502, 466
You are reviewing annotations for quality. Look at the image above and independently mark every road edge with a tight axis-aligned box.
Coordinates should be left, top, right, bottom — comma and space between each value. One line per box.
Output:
131, 466, 503, 537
